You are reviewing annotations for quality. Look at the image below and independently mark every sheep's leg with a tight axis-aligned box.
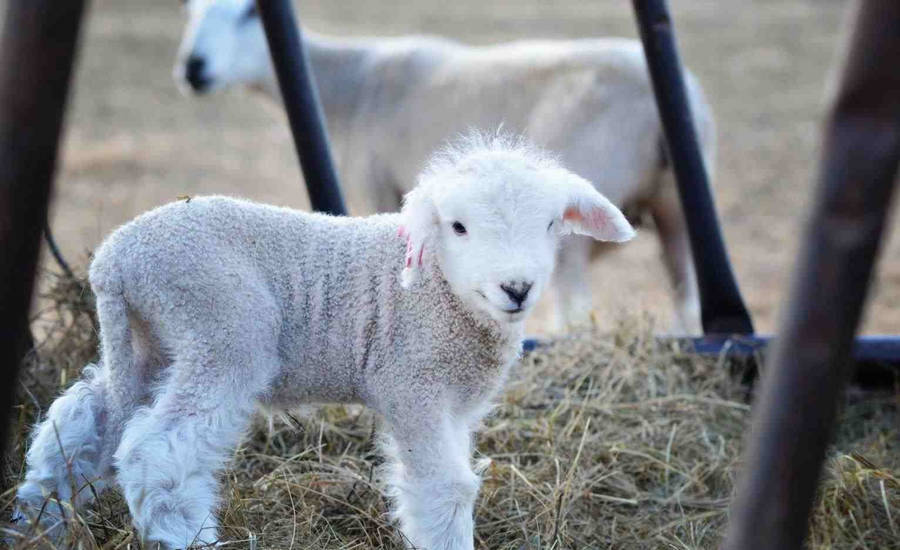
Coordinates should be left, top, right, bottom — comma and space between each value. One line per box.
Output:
384, 411, 478, 550
14, 366, 111, 539
113, 351, 271, 549
651, 179, 702, 335
15, 290, 135, 537
552, 235, 594, 330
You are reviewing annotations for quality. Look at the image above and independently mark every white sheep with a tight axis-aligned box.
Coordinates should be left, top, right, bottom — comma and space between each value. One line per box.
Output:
174, 0, 715, 334
15, 134, 635, 549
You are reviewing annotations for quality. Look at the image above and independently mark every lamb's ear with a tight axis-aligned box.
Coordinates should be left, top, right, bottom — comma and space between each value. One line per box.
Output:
559, 171, 636, 242
398, 185, 438, 289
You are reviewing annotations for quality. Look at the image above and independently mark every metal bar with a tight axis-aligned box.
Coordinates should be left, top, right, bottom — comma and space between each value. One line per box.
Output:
683, 334, 900, 363
256, 0, 347, 216
721, 1, 900, 548
0, 0, 88, 460
682, 334, 898, 389
632, 0, 754, 334
522, 335, 900, 388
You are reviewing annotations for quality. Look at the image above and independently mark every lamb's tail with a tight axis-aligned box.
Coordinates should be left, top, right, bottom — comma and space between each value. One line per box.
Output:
14, 289, 133, 536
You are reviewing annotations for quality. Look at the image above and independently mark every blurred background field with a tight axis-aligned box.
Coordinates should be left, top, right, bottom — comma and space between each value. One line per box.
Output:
39, 0, 900, 335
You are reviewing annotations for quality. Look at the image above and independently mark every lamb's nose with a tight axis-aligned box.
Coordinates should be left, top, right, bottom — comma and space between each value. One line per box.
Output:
185, 55, 209, 91
500, 281, 533, 307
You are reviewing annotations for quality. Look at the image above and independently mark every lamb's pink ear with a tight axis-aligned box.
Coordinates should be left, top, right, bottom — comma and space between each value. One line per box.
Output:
398, 185, 438, 289
560, 172, 636, 242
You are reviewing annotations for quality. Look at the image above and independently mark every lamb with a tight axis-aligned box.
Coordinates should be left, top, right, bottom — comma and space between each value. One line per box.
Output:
15, 135, 635, 549
174, 0, 714, 334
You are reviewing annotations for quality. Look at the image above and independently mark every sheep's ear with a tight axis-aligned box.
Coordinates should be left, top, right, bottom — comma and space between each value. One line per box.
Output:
398, 185, 438, 289
560, 172, 635, 242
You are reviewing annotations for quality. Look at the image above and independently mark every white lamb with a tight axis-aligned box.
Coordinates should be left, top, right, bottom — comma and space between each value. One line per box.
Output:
15, 135, 635, 549
174, 0, 714, 334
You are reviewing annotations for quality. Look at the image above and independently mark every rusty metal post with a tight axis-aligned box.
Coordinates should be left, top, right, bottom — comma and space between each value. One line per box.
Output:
632, 0, 754, 335
721, 1, 900, 548
0, 0, 88, 459
256, 0, 347, 216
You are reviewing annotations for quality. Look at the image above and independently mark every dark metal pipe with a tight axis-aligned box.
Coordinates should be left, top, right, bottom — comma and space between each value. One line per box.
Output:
522, 334, 899, 388
683, 334, 900, 364
721, 1, 900, 548
632, 0, 754, 335
256, 0, 347, 216
0, 0, 88, 459
681, 334, 899, 389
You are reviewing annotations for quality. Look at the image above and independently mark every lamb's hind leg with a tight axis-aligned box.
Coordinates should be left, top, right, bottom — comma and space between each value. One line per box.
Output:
14, 366, 111, 535
114, 342, 277, 548
15, 290, 133, 535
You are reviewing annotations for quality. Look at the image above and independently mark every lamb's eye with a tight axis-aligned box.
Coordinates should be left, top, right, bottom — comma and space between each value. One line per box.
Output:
547, 220, 555, 232
452, 222, 467, 235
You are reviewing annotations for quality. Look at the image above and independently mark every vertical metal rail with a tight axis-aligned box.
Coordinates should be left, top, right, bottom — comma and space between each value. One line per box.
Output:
632, 0, 754, 334
0, 0, 88, 459
256, 0, 347, 216
721, 1, 900, 548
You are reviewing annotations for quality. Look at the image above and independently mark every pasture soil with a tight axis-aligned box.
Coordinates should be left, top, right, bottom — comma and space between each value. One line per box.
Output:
2, 0, 899, 549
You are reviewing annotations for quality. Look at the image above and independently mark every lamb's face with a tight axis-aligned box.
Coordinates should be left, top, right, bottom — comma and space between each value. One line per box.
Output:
431, 165, 567, 323
174, 0, 271, 94
400, 147, 636, 325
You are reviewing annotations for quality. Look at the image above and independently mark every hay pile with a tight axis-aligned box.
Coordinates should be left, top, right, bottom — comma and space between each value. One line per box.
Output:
2, 271, 898, 549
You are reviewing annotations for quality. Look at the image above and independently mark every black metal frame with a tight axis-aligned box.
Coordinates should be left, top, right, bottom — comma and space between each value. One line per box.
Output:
628, 0, 900, 387
632, 0, 754, 335
0, 0, 88, 461
256, 0, 346, 216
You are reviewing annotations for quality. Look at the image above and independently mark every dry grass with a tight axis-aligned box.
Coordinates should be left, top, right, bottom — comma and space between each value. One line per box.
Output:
2, 270, 898, 549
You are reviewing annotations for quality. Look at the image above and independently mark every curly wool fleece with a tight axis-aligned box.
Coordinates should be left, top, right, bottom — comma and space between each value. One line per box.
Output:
92, 197, 520, 414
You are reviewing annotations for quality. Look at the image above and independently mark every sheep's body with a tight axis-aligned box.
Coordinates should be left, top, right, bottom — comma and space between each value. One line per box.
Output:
177, 2, 712, 333
91, 197, 518, 414
17, 137, 635, 549
80, 199, 515, 547
327, 38, 677, 206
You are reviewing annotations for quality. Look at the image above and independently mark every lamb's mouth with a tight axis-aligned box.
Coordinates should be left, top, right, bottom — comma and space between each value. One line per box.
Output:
504, 308, 526, 322
474, 290, 527, 320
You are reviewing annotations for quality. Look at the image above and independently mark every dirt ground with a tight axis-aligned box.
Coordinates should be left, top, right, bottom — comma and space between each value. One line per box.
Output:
39, 0, 899, 335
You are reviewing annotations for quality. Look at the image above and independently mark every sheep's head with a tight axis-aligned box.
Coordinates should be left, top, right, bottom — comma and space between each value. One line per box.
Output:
174, 0, 271, 94
400, 134, 635, 324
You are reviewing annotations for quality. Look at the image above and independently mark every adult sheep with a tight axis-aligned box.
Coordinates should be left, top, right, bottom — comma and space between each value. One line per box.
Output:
174, 0, 714, 334
15, 135, 635, 549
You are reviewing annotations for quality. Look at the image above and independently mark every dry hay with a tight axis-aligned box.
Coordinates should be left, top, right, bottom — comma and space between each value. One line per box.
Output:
2, 270, 898, 549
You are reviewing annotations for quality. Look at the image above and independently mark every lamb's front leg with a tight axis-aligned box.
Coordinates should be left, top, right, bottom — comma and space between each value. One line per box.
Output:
384, 409, 479, 550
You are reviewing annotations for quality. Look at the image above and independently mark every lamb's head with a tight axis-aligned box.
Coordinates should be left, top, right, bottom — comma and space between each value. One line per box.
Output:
174, 0, 272, 94
400, 136, 635, 324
